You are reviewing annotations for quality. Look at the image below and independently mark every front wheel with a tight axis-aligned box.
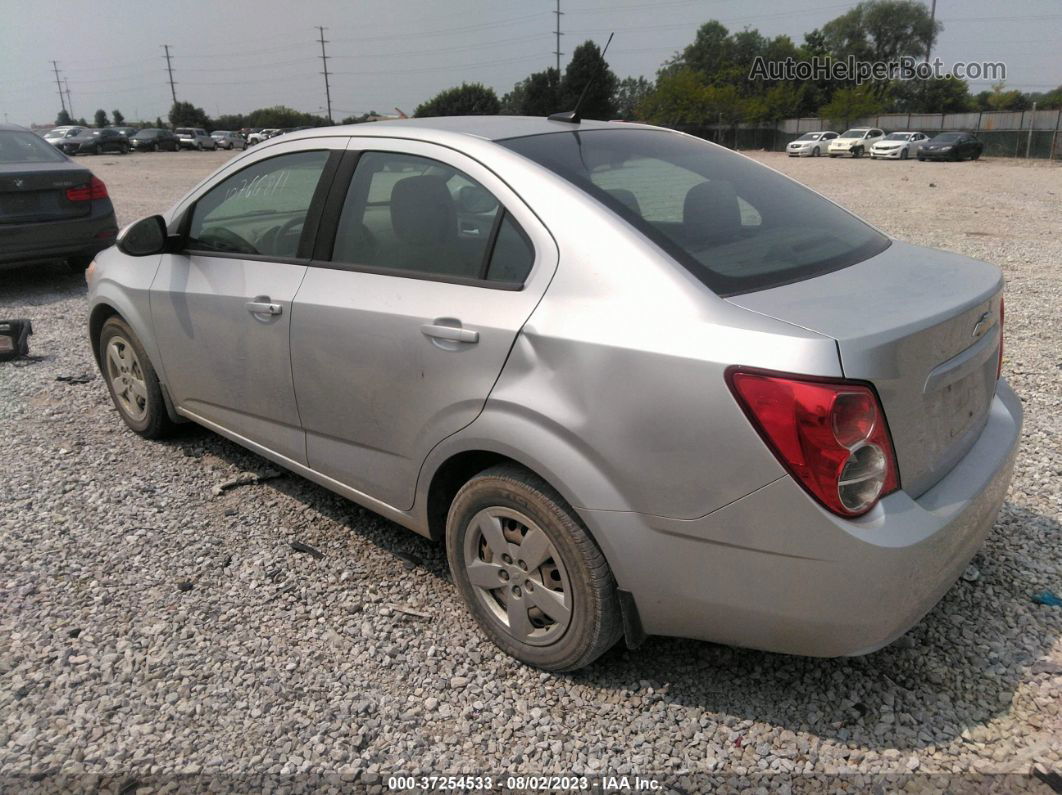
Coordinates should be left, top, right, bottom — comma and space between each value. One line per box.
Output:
446, 465, 622, 671
900, 148, 909, 160
98, 316, 175, 439
813, 146, 820, 157
852, 146, 863, 158
972, 149, 981, 160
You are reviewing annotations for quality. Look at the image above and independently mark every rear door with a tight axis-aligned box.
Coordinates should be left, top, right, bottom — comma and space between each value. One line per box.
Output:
149, 139, 344, 462
289, 139, 557, 509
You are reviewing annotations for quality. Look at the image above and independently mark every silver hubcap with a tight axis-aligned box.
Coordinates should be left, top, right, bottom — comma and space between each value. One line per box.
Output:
463, 507, 572, 646
105, 336, 148, 422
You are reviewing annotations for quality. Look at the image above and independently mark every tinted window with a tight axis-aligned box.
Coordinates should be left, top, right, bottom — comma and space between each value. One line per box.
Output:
0, 131, 67, 163
333, 151, 522, 283
501, 129, 889, 296
487, 214, 534, 283
188, 150, 329, 258
934, 133, 962, 142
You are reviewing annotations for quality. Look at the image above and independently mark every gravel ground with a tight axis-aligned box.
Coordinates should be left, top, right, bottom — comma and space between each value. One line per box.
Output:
1, 150, 1059, 792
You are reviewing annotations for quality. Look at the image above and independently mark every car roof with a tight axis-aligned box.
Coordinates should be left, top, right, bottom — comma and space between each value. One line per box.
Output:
283, 115, 655, 144
0, 123, 33, 132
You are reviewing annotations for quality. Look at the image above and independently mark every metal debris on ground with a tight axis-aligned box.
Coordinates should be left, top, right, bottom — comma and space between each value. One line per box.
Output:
211, 468, 283, 497
290, 541, 324, 559
1031, 590, 1061, 607
55, 374, 94, 384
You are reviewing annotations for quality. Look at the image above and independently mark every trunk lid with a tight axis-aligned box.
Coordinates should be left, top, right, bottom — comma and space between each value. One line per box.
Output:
727, 240, 1002, 498
0, 163, 94, 224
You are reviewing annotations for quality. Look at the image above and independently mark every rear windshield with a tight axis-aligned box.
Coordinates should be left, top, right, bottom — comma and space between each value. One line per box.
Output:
0, 131, 67, 164
500, 129, 890, 295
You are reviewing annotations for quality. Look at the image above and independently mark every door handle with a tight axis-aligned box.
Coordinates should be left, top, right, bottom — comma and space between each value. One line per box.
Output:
246, 300, 282, 316
421, 323, 479, 344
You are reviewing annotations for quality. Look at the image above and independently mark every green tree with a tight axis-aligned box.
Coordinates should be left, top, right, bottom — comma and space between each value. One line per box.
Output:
212, 113, 247, 131
821, 0, 940, 64
613, 76, 652, 120
414, 83, 500, 117
154, 116, 165, 128
168, 101, 210, 129
111, 109, 125, 126
662, 20, 731, 78
560, 40, 618, 120
818, 84, 884, 127
55, 109, 72, 126
1030, 85, 1062, 110
340, 111, 381, 124
76, 117, 88, 127
93, 109, 109, 128
891, 76, 973, 113
502, 67, 563, 117
637, 69, 709, 126
984, 81, 1028, 111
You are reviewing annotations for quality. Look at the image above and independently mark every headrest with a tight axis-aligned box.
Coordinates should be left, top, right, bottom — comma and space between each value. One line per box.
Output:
391, 175, 456, 246
683, 180, 741, 245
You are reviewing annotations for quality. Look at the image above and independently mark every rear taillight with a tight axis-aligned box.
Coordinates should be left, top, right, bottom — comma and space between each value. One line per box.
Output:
66, 176, 109, 202
727, 368, 900, 518
997, 296, 1004, 379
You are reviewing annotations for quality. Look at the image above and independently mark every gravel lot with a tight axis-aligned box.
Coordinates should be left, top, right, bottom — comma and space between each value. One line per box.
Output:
1, 149, 1059, 791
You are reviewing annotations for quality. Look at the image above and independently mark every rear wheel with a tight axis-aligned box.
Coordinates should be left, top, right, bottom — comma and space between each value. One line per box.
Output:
98, 317, 175, 439
446, 465, 622, 671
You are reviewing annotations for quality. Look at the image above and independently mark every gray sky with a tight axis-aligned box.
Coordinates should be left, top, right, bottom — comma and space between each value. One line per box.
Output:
1, 0, 1059, 126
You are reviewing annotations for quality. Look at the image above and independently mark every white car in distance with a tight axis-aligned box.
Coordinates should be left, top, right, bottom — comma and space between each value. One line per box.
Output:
786, 131, 839, 157
827, 128, 885, 158
870, 131, 930, 160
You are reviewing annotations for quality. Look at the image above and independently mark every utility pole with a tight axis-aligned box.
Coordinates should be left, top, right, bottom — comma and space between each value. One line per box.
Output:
553, 0, 563, 73
51, 60, 67, 115
64, 79, 74, 120
162, 44, 177, 105
316, 26, 333, 123
926, 0, 937, 61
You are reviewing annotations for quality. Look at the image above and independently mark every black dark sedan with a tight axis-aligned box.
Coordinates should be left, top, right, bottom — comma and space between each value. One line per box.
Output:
0, 124, 118, 272
129, 128, 180, 151
918, 132, 983, 161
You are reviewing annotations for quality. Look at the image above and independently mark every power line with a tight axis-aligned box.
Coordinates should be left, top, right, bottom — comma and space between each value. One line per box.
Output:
553, 0, 563, 73
162, 44, 177, 104
317, 26, 333, 124
51, 61, 67, 115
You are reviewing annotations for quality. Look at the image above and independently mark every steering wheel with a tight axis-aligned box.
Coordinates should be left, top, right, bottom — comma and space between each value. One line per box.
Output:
258, 215, 305, 257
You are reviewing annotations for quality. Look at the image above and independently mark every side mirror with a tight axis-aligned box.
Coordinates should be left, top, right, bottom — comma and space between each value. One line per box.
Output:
117, 215, 168, 257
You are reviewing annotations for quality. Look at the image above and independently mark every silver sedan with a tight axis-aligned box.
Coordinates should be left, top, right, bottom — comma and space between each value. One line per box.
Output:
85, 117, 1021, 671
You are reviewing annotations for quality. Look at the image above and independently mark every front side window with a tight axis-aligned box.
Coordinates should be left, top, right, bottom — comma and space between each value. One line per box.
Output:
332, 151, 532, 284
501, 129, 889, 295
187, 150, 329, 258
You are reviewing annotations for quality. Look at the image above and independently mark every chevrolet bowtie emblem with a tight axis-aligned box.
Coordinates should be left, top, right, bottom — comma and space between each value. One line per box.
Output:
972, 311, 991, 338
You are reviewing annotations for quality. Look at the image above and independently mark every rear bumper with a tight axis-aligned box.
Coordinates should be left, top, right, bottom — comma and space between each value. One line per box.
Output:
580, 379, 1022, 657
0, 202, 118, 269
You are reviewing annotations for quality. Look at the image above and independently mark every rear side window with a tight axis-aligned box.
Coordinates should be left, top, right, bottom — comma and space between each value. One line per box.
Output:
501, 129, 889, 295
0, 131, 66, 163
187, 150, 329, 258
332, 151, 532, 284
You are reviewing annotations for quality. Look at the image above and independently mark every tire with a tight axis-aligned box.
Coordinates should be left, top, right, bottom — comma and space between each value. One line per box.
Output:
829, 153, 838, 158
918, 156, 925, 162
197, 142, 204, 151
98, 316, 175, 439
900, 148, 909, 160
852, 146, 863, 158
152, 143, 159, 152
812, 146, 820, 157
972, 149, 981, 160
446, 464, 622, 671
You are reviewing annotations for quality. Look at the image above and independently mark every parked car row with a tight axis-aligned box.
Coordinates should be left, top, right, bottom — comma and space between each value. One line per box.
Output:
40, 126, 250, 156
788, 128, 984, 161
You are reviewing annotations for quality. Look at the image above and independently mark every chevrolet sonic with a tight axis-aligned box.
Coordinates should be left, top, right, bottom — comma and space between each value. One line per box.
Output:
85, 117, 1020, 671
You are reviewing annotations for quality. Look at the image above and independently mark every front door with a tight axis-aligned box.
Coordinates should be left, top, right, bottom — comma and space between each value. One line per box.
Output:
149, 146, 337, 462
289, 142, 557, 508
